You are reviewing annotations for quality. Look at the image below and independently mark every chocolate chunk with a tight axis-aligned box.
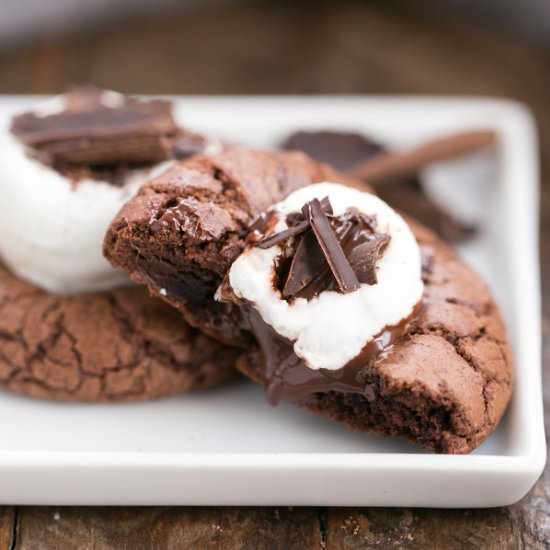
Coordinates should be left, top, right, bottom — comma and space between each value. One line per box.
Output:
282, 130, 382, 171
282, 228, 326, 298
306, 198, 360, 294
11, 86, 178, 166
255, 219, 309, 249
348, 233, 391, 285
255, 196, 332, 249
257, 199, 391, 301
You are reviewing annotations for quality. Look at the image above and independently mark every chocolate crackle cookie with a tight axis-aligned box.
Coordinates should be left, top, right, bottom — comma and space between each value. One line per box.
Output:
104, 147, 362, 346
0, 261, 236, 401
220, 183, 512, 453
0, 87, 234, 400
104, 148, 512, 453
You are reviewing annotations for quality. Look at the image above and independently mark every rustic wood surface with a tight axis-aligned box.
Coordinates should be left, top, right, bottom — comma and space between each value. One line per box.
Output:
0, 508, 14, 549
0, 2, 548, 548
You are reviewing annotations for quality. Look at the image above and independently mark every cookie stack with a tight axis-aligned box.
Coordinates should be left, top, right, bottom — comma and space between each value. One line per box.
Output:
0, 87, 236, 400
0, 88, 512, 453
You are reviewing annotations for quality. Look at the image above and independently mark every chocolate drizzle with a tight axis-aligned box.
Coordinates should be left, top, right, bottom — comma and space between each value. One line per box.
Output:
255, 198, 391, 301
246, 305, 420, 405
221, 197, 420, 405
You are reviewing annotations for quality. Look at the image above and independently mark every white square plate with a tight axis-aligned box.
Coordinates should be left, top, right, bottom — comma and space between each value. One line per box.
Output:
0, 96, 544, 507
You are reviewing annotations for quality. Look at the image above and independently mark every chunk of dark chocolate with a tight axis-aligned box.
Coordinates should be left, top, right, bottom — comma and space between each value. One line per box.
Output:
348, 233, 391, 285
11, 86, 179, 166
255, 198, 391, 301
281, 130, 382, 171
282, 228, 326, 298
306, 198, 360, 294
256, 220, 309, 250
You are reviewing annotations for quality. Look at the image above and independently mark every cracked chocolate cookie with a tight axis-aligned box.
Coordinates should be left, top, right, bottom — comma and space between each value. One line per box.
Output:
0, 88, 236, 400
0, 261, 237, 401
104, 148, 511, 453
223, 184, 512, 454
104, 147, 363, 346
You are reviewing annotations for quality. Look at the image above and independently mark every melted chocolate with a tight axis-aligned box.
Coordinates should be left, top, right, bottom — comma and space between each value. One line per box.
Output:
246, 306, 419, 405
222, 198, 419, 405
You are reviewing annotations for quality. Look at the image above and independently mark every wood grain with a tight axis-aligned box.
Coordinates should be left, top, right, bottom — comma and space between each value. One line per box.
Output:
325, 508, 516, 549
0, 2, 548, 549
0, 508, 15, 550
16, 507, 321, 550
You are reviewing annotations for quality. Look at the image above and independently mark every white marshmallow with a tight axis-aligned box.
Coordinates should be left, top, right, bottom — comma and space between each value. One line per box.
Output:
0, 130, 171, 295
226, 183, 424, 371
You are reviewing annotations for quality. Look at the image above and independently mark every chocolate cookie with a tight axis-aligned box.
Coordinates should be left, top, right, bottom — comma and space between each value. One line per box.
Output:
0, 261, 238, 401
104, 147, 511, 453
104, 147, 363, 346
235, 217, 512, 454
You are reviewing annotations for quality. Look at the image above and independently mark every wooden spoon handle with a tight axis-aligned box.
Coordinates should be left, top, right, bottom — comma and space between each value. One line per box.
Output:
350, 129, 497, 183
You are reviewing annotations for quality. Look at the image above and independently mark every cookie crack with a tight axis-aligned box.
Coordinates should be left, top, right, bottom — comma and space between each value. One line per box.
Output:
402, 295, 513, 446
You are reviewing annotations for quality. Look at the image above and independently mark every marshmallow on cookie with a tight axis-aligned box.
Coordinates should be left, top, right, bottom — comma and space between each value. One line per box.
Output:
0, 87, 212, 295
221, 183, 424, 373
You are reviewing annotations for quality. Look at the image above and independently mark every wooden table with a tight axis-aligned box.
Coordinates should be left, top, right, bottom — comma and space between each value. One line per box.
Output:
0, 3, 548, 548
